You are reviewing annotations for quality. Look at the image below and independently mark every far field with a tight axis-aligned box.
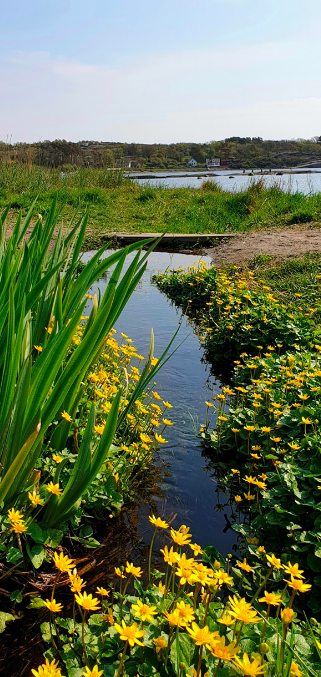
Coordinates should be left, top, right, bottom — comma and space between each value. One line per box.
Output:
2, 163, 321, 241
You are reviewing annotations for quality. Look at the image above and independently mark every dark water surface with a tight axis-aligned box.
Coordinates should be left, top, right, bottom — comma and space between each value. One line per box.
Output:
83, 249, 237, 555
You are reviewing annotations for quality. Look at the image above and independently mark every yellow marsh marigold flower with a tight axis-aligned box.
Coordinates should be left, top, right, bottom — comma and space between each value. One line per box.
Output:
244, 425, 256, 432
189, 542, 203, 556
114, 619, 144, 647
258, 591, 282, 606
125, 561, 143, 577
208, 636, 239, 661
266, 553, 283, 569
43, 599, 63, 613
234, 652, 266, 676
28, 490, 44, 506
244, 491, 255, 501
163, 609, 186, 628
229, 596, 261, 624
114, 567, 126, 578
212, 570, 234, 586
149, 514, 169, 529
152, 391, 162, 400
286, 578, 312, 594
155, 433, 168, 444
163, 401, 173, 408
289, 662, 302, 677
175, 601, 195, 625
288, 441, 301, 450
131, 599, 157, 622
34, 345, 43, 352
261, 426, 271, 433
153, 636, 167, 653
236, 558, 253, 573
46, 482, 63, 496
53, 551, 75, 572
302, 417, 312, 425
68, 572, 85, 593
52, 453, 63, 464
61, 410, 72, 422
283, 562, 305, 580
231, 468, 240, 475
96, 587, 109, 596
171, 525, 192, 547
235, 495, 242, 503
217, 610, 235, 626
75, 591, 101, 612
7, 508, 24, 524
11, 520, 28, 533
160, 545, 180, 566
187, 622, 219, 646
281, 607, 295, 624
245, 475, 257, 485
31, 658, 62, 677
162, 418, 174, 425
82, 666, 104, 677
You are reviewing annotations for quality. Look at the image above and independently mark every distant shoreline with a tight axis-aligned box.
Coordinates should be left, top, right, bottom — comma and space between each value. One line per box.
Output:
127, 167, 321, 180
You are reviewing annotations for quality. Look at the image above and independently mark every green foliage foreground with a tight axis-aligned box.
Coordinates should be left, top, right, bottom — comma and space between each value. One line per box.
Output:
154, 261, 321, 615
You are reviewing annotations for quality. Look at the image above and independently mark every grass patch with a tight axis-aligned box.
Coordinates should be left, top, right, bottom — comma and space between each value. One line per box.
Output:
2, 163, 321, 235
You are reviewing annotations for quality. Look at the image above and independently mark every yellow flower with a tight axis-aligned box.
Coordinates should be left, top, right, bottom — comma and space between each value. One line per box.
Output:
189, 543, 203, 556
286, 579, 312, 594
53, 551, 75, 572
258, 591, 282, 606
244, 425, 256, 432
82, 666, 104, 677
28, 490, 44, 506
11, 521, 28, 533
208, 636, 239, 661
162, 418, 174, 425
43, 599, 63, 613
34, 345, 43, 352
31, 658, 62, 677
287, 441, 301, 450
7, 508, 24, 524
114, 567, 126, 578
244, 491, 255, 501
283, 562, 305, 580
175, 600, 196, 626
61, 410, 72, 422
170, 525, 192, 546
281, 607, 295, 624
52, 453, 63, 464
235, 495, 242, 503
266, 553, 283, 569
46, 482, 63, 496
114, 619, 144, 647
231, 468, 240, 475
236, 558, 253, 573
75, 591, 101, 611
96, 587, 109, 596
131, 599, 158, 622
152, 391, 162, 400
160, 545, 180, 566
261, 426, 271, 433
68, 572, 85, 593
289, 662, 302, 677
302, 417, 312, 425
125, 561, 143, 577
187, 622, 219, 646
153, 636, 167, 653
163, 401, 173, 408
149, 514, 169, 529
234, 652, 266, 676
245, 475, 257, 485
212, 570, 234, 586
155, 433, 168, 444
217, 611, 235, 626
164, 609, 186, 627
229, 596, 261, 624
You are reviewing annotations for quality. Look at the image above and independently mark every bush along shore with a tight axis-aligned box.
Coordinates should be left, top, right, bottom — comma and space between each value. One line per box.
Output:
154, 260, 321, 620
2, 163, 321, 235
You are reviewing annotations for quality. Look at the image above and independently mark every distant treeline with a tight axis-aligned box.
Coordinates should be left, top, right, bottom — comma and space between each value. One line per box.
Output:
1, 136, 321, 170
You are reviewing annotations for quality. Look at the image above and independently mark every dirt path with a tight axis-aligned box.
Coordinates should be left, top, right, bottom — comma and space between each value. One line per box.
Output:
206, 224, 321, 265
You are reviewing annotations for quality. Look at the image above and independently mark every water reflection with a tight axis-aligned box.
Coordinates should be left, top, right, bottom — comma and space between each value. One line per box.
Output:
82, 249, 238, 555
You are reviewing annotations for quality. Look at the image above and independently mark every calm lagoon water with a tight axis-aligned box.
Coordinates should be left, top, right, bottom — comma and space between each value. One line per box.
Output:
83, 249, 237, 555
129, 169, 321, 194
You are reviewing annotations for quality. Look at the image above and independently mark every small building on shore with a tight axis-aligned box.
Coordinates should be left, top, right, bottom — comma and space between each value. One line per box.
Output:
186, 158, 198, 167
206, 158, 220, 168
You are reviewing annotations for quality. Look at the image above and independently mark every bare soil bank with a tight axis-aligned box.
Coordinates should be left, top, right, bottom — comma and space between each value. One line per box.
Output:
206, 224, 321, 265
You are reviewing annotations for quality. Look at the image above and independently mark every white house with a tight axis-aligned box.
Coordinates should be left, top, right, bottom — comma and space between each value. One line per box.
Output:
206, 158, 220, 168
186, 158, 198, 167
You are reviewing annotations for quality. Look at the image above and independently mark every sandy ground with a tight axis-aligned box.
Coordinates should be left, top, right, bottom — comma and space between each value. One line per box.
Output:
206, 224, 321, 265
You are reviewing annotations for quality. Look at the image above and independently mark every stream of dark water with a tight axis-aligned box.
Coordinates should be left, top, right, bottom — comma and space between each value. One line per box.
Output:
83, 249, 238, 556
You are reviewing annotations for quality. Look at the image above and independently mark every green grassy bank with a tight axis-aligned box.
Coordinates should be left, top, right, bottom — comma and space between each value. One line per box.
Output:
2, 163, 321, 235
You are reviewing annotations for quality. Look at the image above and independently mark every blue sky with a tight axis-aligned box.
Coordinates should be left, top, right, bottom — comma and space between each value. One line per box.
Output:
1, 0, 321, 143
